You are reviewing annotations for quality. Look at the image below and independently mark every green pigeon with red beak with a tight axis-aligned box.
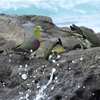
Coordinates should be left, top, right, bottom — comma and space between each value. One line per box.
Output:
7, 25, 43, 58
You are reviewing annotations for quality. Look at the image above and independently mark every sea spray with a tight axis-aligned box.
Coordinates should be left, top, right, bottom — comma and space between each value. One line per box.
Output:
34, 68, 56, 100
0, 0, 100, 32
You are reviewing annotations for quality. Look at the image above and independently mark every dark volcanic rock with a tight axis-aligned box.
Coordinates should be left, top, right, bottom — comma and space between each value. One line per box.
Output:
0, 14, 100, 100
0, 47, 100, 100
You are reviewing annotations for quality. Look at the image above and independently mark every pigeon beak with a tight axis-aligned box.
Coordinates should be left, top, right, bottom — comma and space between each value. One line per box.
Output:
40, 28, 43, 32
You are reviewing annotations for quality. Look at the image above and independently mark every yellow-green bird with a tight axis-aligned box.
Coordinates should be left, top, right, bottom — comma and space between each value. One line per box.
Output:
44, 38, 66, 60
7, 25, 43, 58
70, 24, 100, 48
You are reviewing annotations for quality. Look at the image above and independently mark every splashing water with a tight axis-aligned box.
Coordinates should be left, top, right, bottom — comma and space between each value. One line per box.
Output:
34, 68, 56, 100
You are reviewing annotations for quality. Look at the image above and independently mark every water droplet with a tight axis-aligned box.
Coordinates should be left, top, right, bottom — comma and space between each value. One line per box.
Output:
26, 93, 29, 98
57, 64, 59, 66
48, 55, 52, 60
42, 65, 45, 68
80, 58, 83, 60
27, 89, 31, 92
69, 67, 71, 70
30, 49, 33, 53
92, 93, 95, 95
52, 60, 56, 63
9, 59, 11, 62
37, 85, 40, 89
27, 83, 30, 86
34, 76, 36, 78
19, 92, 23, 95
56, 55, 60, 59
19, 73, 21, 75
32, 80, 34, 83
55, 77, 57, 80
22, 74, 27, 80
24, 68, 27, 71
36, 70, 37, 72
72, 60, 75, 63
9, 55, 12, 57
57, 82, 59, 84
19, 97, 24, 100
51, 86, 54, 90
78, 85, 80, 88
83, 86, 85, 88
3, 84, 5, 87
20, 65, 22, 68
25, 64, 28, 68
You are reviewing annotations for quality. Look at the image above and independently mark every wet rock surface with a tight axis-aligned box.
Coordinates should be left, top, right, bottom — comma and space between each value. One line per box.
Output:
0, 14, 100, 100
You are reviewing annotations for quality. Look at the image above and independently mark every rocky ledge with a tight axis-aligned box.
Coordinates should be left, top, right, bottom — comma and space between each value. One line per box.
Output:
0, 14, 100, 100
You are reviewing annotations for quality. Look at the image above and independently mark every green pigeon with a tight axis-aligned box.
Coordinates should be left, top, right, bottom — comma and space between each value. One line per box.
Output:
70, 24, 100, 48
7, 25, 43, 58
44, 38, 66, 60
61, 28, 86, 49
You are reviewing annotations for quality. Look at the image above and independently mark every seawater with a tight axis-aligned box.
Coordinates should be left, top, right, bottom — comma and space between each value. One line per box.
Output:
0, 0, 100, 32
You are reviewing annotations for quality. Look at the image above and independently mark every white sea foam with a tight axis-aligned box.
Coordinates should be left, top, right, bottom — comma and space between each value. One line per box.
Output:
0, 0, 100, 32
1, 0, 100, 13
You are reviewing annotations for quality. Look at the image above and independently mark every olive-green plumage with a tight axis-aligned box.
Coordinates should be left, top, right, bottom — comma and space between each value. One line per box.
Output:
72, 24, 100, 48
52, 44, 66, 53
63, 29, 86, 49
7, 25, 43, 58
80, 27, 100, 47
44, 38, 66, 60
66, 24, 100, 49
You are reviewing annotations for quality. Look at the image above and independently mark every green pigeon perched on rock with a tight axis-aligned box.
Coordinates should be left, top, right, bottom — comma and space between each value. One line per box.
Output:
70, 24, 100, 49
62, 28, 85, 49
7, 25, 43, 58
63, 24, 100, 49
44, 38, 66, 60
